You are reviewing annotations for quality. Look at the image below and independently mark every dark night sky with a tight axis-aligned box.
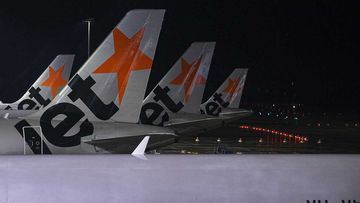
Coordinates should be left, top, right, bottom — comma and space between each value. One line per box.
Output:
0, 0, 358, 112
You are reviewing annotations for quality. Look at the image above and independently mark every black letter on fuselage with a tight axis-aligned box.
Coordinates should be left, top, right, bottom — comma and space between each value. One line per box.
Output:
67, 75, 118, 120
140, 102, 169, 126
18, 99, 37, 110
40, 103, 94, 147
213, 93, 229, 108
205, 102, 222, 116
28, 87, 51, 107
153, 85, 184, 113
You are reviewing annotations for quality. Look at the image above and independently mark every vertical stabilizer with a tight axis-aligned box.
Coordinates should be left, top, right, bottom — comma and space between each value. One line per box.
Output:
3, 55, 74, 110
35, 10, 165, 123
141, 42, 215, 126
201, 68, 248, 116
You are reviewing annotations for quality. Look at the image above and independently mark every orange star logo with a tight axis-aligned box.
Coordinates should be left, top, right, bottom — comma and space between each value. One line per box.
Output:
170, 56, 205, 102
223, 77, 241, 102
41, 65, 67, 99
93, 27, 152, 105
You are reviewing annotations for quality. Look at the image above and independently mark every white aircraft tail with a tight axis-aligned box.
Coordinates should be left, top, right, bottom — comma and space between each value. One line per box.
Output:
7, 55, 74, 110
140, 42, 215, 125
201, 68, 248, 115
33, 10, 165, 123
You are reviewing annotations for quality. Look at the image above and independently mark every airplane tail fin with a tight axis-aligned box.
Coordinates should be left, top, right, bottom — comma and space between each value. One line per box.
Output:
201, 68, 248, 115
226, 68, 248, 108
13, 55, 74, 109
34, 10, 165, 123
142, 42, 215, 116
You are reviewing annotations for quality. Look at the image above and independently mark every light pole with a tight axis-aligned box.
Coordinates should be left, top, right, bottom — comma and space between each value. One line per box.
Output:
83, 18, 94, 58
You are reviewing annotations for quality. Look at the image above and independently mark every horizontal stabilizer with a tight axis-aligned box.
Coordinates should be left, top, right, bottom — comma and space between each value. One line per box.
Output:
85, 135, 176, 153
164, 112, 224, 135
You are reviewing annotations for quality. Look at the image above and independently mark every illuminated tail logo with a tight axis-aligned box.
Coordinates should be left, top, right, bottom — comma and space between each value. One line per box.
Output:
170, 55, 205, 102
141, 42, 215, 126
222, 76, 242, 104
93, 27, 152, 105
15, 10, 165, 153
201, 68, 248, 116
3, 55, 74, 110
41, 64, 68, 99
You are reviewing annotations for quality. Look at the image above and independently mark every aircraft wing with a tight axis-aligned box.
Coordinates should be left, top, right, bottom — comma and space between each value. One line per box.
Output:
83, 122, 177, 153
84, 134, 176, 153
84, 112, 224, 152
219, 108, 253, 123
164, 112, 224, 136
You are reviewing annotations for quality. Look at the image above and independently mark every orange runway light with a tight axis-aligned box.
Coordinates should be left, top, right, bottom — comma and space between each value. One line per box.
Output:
239, 125, 308, 144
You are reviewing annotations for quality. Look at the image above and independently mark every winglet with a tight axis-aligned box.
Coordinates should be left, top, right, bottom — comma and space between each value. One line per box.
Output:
131, 136, 150, 160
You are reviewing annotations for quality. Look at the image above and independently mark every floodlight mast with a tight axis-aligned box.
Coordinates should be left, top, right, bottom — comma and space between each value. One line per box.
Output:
83, 18, 94, 59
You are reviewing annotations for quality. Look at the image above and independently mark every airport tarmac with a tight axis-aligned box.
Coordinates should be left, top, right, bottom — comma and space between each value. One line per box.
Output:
156, 113, 360, 154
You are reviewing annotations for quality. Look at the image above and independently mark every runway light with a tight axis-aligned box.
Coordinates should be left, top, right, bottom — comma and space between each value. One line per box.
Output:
282, 139, 287, 143
238, 138, 243, 143
238, 125, 308, 143
217, 138, 221, 142
258, 138, 263, 143
317, 139, 322, 144
195, 137, 200, 143
300, 140, 304, 144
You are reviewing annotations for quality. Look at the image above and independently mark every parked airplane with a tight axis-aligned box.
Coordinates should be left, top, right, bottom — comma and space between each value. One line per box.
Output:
200, 68, 253, 122
140, 44, 251, 137
0, 55, 74, 118
0, 10, 173, 154
140, 42, 225, 135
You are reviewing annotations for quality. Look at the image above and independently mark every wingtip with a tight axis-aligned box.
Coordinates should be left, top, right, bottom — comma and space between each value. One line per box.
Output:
131, 136, 150, 156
